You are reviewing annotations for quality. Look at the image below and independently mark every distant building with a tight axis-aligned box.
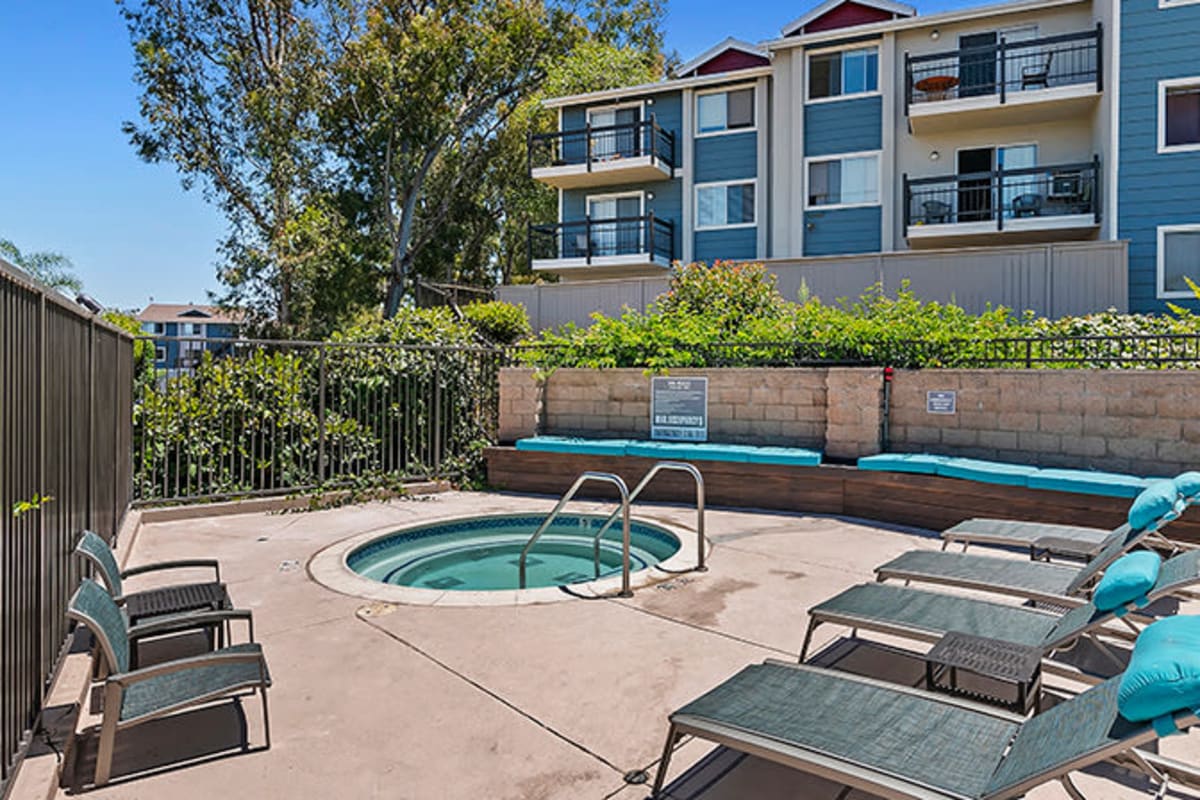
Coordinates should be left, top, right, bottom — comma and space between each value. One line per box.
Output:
137, 304, 241, 373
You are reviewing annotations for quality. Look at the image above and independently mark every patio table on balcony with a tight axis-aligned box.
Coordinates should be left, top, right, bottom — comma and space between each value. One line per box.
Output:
915, 75, 959, 101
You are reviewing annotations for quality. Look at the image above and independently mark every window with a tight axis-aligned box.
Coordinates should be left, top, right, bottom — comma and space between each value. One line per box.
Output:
696, 181, 756, 228
154, 346, 166, 363
1159, 225, 1200, 297
806, 154, 880, 208
179, 323, 204, 337
1162, 80, 1200, 151
696, 88, 755, 135
808, 47, 879, 101
142, 322, 164, 335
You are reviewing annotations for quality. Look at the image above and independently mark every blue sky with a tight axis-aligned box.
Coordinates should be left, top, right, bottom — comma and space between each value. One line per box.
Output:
0, 0, 980, 311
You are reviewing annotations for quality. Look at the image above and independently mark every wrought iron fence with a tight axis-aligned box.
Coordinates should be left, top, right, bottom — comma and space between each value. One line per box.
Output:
133, 338, 504, 504
0, 260, 133, 791
528, 116, 676, 172
528, 214, 674, 266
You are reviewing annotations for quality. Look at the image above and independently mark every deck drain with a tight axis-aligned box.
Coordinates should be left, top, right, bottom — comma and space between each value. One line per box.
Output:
623, 770, 649, 785
357, 602, 396, 618
278, 559, 300, 573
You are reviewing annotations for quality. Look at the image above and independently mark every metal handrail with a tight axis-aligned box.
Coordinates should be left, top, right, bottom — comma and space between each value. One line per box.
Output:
519, 471, 633, 596
589, 461, 707, 579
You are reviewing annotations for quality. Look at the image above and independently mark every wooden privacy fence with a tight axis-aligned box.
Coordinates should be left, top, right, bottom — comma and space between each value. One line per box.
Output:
498, 240, 1129, 330
0, 259, 133, 790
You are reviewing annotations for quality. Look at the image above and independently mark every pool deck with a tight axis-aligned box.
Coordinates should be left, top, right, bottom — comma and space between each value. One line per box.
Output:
11, 490, 1200, 799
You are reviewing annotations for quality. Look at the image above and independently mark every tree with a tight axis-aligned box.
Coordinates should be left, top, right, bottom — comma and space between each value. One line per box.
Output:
120, 0, 334, 333
0, 238, 83, 293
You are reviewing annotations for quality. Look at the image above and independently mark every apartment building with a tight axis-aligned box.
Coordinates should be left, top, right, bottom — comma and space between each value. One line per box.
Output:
527, 0, 1171, 308
138, 303, 240, 373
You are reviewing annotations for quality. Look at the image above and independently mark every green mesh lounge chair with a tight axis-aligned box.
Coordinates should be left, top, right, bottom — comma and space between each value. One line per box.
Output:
941, 472, 1200, 555
799, 550, 1200, 677
75, 530, 231, 625
67, 579, 271, 787
651, 659, 1200, 799
874, 487, 1185, 606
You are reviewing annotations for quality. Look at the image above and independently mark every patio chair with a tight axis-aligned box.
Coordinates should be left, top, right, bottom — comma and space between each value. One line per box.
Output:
1021, 50, 1054, 90
652, 636, 1200, 799
75, 530, 231, 626
874, 480, 1186, 605
799, 548, 1200, 679
922, 199, 952, 224
941, 471, 1200, 554
67, 579, 270, 787
1011, 193, 1043, 217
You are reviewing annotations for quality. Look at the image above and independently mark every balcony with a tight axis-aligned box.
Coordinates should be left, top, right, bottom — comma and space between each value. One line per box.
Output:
529, 214, 674, 279
905, 157, 1101, 247
528, 118, 676, 189
904, 26, 1102, 134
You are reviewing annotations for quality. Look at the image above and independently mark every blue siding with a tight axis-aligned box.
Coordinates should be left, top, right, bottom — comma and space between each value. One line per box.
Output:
803, 207, 882, 256
562, 178, 684, 261
1120, 0, 1200, 312
804, 96, 882, 157
694, 228, 757, 263
694, 132, 757, 183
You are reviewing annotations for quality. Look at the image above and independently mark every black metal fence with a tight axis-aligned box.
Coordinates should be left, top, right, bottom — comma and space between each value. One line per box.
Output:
0, 261, 133, 791
133, 338, 504, 504
905, 24, 1102, 112
528, 214, 674, 266
905, 158, 1101, 229
528, 116, 676, 172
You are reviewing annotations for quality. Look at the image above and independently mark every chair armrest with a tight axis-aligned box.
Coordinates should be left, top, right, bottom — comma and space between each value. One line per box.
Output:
128, 608, 255, 643
109, 646, 267, 688
121, 558, 220, 582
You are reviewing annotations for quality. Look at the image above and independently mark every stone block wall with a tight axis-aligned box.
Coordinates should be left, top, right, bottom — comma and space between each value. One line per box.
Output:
888, 370, 1200, 475
498, 368, 540, 442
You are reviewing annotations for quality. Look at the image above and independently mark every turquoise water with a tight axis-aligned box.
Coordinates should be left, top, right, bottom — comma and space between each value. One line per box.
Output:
347, 513, 681, 591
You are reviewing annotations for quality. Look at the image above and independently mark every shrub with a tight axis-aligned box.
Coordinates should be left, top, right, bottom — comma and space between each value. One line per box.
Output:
462, 300, 531, 344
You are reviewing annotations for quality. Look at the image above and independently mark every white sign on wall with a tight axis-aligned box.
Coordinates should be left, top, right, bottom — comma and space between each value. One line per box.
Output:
651, 377, 709, 441
926, 390, 957, 415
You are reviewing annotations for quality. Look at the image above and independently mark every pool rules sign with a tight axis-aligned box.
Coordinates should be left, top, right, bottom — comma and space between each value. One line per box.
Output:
650, 377, 708, 442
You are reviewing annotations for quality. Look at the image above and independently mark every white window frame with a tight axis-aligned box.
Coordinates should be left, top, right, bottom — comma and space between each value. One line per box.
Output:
1157, 223, 1200, 299
585, 99, 644, 127
154, 345, 167, 363
1160, 0, 1200, 8
694, 83, 758, 138
694, 179, 758, 230
1158, 77, 1200, 154
584, 190, 645, 219
803, 150, 883, 211
804, 43, 882, 105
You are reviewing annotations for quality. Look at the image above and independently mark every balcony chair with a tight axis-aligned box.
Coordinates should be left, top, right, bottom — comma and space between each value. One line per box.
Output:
922, 200, 952, 224
66, 579, 270, 787
1012, 193, 1044, 217
1021, 50, 1054, 90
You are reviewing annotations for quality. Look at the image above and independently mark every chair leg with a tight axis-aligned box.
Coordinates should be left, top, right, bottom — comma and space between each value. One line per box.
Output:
94, 684, 122, 787
650, 725, 681, 798
260, 685, 271, 749
799, 618, 819, 662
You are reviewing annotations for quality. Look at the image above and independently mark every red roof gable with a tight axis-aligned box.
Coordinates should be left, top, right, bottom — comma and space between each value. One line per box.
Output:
694, 49, 771, 75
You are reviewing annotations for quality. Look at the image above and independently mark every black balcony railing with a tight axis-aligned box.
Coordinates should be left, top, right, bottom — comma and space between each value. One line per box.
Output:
528, 214, 674, 266
905, 24, 1102, 113
904, 156, 1101, 231
528, 116, 677, 173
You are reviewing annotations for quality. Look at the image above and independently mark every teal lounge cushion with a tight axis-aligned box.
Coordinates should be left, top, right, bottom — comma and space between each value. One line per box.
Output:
1175, 472, 1200, 503
1092, 551, 1161, 612
857, 454, 947, 475
515, 437, 631, 457
744, 446, 822, 466
1118, 615, 1200, 722
626, 441, 751, 462
1026, 469, 1150, 499
936, 458, 1039, 487
1128, 480, 1184, 532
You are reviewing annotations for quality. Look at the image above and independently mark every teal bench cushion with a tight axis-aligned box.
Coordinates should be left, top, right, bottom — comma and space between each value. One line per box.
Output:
1175, 472, 1200, 503
1026, 469, 1151, 499
626, 441, 752, 462
1129, 480, 1184, 532
936, 458, 1039, 487
743, 446, 822, 467
515, 437, 631, 457
1092, 551, 1161, 612
857, 454, 947, 475
1118, 615, 1200, 723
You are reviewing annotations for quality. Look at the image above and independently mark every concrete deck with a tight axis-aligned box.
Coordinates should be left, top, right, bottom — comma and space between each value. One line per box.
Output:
11, 490, 1200, 799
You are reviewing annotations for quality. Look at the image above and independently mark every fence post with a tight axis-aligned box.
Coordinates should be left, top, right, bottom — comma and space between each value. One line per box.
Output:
1093, 154, 1102, 224
87, 319, 96, 527
36, 292, 47, 707
585, 121, 593, 171
903, 52, 912, 116
996, 166, 1004, 232
317, 345, 326, 484
998, 37, 1007, 104
1095, 22, 1104, 92
649, 113, 657, 162
433, 349, 443, 472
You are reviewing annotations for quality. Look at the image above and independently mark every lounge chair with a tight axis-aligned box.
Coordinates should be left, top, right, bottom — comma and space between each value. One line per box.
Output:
875, 480, 1186, 605
66, 579, 270, 787
941, 471, 1200, 555
799, 549, 1200, 678
75, 530, 231, 625
652, 650, 1200, 799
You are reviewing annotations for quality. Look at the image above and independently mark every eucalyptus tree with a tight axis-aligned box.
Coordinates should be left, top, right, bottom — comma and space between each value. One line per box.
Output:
0, 238, 83, 293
